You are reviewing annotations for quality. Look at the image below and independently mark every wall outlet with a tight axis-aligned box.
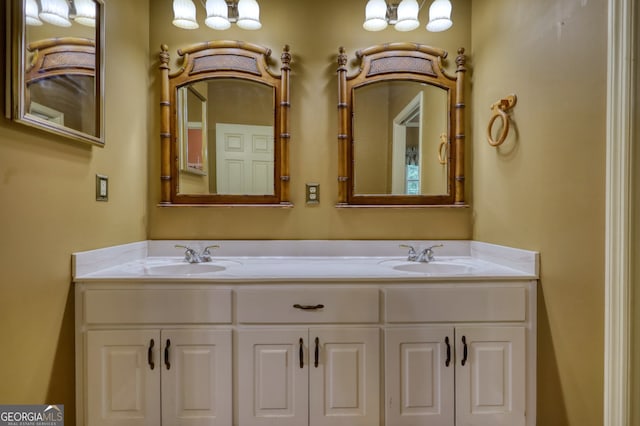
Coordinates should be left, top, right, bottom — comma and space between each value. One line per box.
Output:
305, 183, 319, 204
96, 174, 108, 201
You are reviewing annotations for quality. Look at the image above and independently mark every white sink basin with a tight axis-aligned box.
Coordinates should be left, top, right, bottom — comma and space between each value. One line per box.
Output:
144, 263, 227, 275
380, 260, 475, 275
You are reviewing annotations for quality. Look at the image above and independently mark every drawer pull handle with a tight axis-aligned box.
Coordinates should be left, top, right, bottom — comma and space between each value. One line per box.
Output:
293, 304, 325, 311
148, 339, 155, 370
164, 339, 171, 370
299, 338, 304, 368
314, 337, 319, 368
461, 335, 468, 366
445, 336, 451, 367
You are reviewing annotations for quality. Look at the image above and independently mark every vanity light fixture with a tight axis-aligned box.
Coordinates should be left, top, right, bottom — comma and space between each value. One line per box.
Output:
363, 0, 452, 32
27, 0, 96, 27
172, 0, 262, 31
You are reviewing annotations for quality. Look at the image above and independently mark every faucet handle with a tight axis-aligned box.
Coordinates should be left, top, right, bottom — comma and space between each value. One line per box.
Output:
202, 245, 220, 254
200, 245, 220, 262
421, 244, 444, 262
399, 244, 418, 261
175, 244, 198, 263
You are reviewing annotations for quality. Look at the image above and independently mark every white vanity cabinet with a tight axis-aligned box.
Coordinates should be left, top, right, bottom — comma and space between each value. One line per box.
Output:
76, 286, 233, 426
384, 283, 534, 426
74, 241, 538, 426
236, 288, 381, 426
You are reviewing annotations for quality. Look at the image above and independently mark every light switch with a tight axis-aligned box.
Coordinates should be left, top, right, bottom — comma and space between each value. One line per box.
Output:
96, 174, 108, 201
306, 183, 319, 204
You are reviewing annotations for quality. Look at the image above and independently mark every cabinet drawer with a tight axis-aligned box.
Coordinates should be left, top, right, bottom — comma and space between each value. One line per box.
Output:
237, 288, 379, 323
83, 289, 232, 324
386, 286, 526, 323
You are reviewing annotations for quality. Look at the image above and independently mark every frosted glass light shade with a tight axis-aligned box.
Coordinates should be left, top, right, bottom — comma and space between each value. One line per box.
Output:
236, 0, 261, 30
363, 0, 388, 31
172, 0, 199, 29
426, 0, 452, 32
73, 0, 96, 27
205, 0, 231, 29
394, 0, 419, 31
39, 0, 71, 27
26, 0, 42, 26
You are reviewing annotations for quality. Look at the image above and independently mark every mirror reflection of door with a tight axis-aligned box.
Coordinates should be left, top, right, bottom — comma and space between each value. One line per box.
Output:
177, 78, 275, 196
215, 124, 274, 195
391, 92, 423, 194
353, 81, 449, 196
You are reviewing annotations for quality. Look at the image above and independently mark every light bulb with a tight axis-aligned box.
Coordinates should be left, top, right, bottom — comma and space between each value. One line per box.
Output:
74, 0, 96, 27
172, 0, 199, 29
39, 0, 71, 27
395, 0, 420, 31
26, 0, 42, 26
363, 0, 388, 31
237, 0, 261, 30
205, 0, 231, 30
426, 0, 452, 32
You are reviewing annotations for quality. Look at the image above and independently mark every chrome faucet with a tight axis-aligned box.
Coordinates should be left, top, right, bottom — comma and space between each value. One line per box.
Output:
400, 244, 443, 263
400, 244, 419, 261
175, 244, 220, 263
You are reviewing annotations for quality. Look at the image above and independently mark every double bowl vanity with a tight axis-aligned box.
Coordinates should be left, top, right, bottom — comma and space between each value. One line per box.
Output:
73, 240, 538, 426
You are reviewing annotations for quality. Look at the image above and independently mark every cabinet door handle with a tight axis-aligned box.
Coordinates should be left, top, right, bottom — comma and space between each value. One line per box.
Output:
445, 336, 451, 367
148, 339, 155, 370
314, 337, 319, 368
164, 339, 171, 370
299, 338, 304, 368
461, 335, 468, 366
293, 304, 325, 310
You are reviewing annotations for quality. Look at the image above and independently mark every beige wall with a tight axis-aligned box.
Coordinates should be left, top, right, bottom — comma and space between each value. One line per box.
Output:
471, 0, 606, 425
148, 0, 473, 240
0, 1, 149, 423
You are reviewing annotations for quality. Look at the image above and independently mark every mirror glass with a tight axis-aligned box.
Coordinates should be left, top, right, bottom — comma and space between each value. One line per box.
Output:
8, 0, 104, 145
177, 79, 275, 196
353, 81, 448, 196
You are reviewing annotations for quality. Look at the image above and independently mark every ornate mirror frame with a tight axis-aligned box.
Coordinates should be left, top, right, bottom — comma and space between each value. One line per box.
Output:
337, 43, 467, 206
6, 0, 105, 146
159, 41, 291, 205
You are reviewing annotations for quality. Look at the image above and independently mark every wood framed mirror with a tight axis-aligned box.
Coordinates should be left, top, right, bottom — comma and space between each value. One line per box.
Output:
6, 0, 104, 146
337, 43, 467, 206
159, 41, 291, 206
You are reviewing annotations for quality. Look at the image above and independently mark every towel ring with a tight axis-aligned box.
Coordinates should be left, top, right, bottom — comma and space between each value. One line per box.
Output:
437, 133, 448, 165
486, 94, 517, 147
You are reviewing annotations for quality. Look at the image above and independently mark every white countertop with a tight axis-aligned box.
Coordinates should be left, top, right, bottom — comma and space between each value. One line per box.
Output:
72, 240, 539, 283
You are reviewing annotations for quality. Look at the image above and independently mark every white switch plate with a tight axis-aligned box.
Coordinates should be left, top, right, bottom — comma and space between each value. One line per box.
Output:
96, 174, 108, 201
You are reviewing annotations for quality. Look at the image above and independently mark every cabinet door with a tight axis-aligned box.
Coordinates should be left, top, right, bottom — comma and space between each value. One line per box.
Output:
86, 330, 160, 426
455, 326, 526, 426
385, 327, 455, 426
309, 328, 380, 426
238, 328, 309, 426
161, 329, 232, 426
